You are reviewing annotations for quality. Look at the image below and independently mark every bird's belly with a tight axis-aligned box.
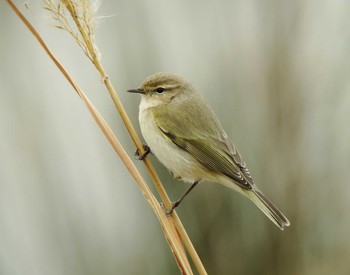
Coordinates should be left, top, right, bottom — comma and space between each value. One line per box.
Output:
140, 112, 205, 183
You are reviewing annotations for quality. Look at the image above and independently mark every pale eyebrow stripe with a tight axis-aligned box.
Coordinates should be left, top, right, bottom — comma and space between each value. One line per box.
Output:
164, 84, 180, 90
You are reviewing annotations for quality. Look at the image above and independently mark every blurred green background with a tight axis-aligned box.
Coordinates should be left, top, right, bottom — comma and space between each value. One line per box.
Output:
1, 1, 350, 274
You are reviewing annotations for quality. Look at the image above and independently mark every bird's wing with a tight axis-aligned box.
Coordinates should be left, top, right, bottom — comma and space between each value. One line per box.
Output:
152, 96, 254, 189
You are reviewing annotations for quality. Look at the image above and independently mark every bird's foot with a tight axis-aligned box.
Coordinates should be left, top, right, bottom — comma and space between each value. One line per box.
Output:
134, 144, 151, 160
160, 201, 180, 216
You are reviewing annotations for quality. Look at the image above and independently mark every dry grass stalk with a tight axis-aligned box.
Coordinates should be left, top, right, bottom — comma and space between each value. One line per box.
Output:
43, 0, 206, 274
7, 0, 207, 274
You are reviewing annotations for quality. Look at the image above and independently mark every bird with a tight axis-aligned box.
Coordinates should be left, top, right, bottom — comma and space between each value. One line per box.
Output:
127, 72, 290, 230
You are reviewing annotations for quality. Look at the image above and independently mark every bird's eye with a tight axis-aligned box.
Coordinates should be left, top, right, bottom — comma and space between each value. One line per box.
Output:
156, 87, 165, 94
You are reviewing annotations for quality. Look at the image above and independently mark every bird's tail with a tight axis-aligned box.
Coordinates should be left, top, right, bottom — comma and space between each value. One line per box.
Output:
246, 189, 290, 230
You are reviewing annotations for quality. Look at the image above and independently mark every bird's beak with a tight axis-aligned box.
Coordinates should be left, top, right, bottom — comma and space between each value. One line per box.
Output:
127, 88, 146, 94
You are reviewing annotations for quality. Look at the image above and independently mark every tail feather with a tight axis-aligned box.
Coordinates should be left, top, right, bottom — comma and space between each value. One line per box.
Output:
246, 189, 290, 230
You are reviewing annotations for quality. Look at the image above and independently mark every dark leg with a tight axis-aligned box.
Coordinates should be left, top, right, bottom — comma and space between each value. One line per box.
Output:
163, 181, 200, 216
134, 144, 151, 160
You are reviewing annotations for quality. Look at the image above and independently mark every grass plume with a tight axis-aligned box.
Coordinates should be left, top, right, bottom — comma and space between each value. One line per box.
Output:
43, 0, 101, 63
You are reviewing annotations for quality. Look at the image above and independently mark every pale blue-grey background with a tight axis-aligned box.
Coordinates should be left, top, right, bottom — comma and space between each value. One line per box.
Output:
1, 1, 350, 274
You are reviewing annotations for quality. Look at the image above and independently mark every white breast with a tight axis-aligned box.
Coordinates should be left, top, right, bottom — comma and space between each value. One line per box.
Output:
139, 99, 206, 183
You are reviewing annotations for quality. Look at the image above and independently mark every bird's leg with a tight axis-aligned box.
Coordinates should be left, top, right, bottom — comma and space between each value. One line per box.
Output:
134, 144, 151, 160
161, 181, 200, 216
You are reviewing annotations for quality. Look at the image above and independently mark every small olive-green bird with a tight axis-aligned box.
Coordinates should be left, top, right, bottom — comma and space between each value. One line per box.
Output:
128, 72, 290, 230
